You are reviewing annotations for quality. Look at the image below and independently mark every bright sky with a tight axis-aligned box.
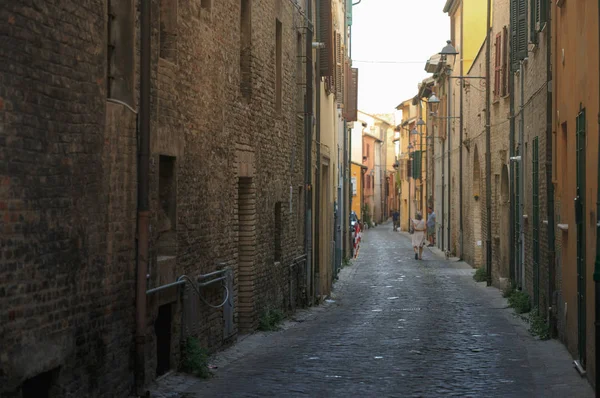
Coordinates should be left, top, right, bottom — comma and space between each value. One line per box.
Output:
351, 0, 450, 115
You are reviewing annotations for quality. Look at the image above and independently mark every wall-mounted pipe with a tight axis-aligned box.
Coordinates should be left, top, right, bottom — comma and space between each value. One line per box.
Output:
545, 1, 556, 338
303, 0, 314, 305
594, 0, 600, 391
485, 0, 492, 286
135, 0, 151, 393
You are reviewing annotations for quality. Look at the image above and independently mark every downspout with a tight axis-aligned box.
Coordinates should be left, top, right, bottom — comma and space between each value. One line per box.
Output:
594, 0, 600, 391
519, 61, 525, 288
135, 0, 151, 393
459, 1, 465, 259
314, 0, 322, 300
485, 0, 492, 286
304, 0, 314, 304
509, 26, 516, 286
441, 86, 446, 250
545, 3, 556, 337
447, 70, 452, 252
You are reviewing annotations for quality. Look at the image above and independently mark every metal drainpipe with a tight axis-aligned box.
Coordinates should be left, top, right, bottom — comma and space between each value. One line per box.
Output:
135, 0, 151, 393
441, 91, 446, 250
485, 0, 492, 286
594, 0, 600, 391
459, 4, 465, 260
304, 0, 314, 305
545, 4, 556, 338
447, 71, 452, 253
509, 22, 516, 286
519, 61, 525, 288
314, 0, 321, 301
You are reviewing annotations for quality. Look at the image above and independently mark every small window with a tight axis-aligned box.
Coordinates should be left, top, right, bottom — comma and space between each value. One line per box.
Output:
201, 0, 212, 11
240, 0, 252, 99
274, 202, 282, 262
107, 0, 134, 105
158, 156, 177, 257
22, 368, 59, 398
275, 19, 282, 113
160, 0, 178, 62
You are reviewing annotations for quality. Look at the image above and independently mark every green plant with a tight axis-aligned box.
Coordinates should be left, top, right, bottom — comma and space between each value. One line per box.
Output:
528, 310, 550, 340
342, 257, 352, 268
473, 267, 487, 282
258, 308, 285, 331
181, 337, 211, 379
508, 290, 531, 314
361, 204, 372, 226
502, 282, 516, 298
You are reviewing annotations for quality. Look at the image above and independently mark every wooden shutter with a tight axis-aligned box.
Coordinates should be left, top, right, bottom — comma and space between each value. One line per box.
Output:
539, 0, 547, 27
511, 0, 528, 70
502, 26, 509, 96
319, 0, 334, 79
335, 32, 343, 102
343, 58, 350, 118
494, 33, 502, 99
517, 0, 528, 59
530, 0, 538, 44
346, 68, 358, 121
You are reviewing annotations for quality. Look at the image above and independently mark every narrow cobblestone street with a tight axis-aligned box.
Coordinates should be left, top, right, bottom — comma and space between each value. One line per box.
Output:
157, 225, 593, 397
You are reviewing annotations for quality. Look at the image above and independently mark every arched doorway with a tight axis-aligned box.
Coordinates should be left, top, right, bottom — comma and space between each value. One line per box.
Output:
472, 146, 483, 267
500, 165, 510, 279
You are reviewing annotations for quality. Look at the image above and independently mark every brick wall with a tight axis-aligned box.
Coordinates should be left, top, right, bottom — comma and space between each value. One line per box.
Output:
1, 0, 309, 395
0, 1, 137, 397
514, 21, 551, 314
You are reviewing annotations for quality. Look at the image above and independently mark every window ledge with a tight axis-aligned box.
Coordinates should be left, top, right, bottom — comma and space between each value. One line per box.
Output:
558, 223, 569, 231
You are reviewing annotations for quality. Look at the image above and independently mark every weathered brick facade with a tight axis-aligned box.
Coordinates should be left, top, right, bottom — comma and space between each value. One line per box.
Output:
1, 0, 310, 396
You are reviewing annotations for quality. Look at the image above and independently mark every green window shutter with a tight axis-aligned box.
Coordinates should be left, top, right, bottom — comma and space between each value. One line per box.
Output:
319, 0, 334, 78
510, 0, 519, 71
530, 0, 538, 44
539, 0, 548, 27
412, 151, 422, 179
517, 0, 528, 60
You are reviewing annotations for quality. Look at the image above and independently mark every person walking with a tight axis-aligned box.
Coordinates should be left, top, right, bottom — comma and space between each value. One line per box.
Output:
392, 209, 399, 231
411, 212, 427, 260
426, 207, 436, 247
353, 220, 362, 258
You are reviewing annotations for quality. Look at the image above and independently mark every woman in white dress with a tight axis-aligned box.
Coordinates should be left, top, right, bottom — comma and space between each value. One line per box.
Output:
411, 212, 427, 260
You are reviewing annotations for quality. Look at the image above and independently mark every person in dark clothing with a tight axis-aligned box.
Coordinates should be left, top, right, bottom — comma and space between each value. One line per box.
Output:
392, 210, 400, 231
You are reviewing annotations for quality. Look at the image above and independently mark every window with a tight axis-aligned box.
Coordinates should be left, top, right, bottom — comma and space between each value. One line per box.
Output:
530, 0, 547, 40
530, 0, 539, 44
240, 0, 252, 99
160, 0, 178, 62
275, 19, 282, 112
335, 32, 343, 103
107, 0, 134, 105
274, 202, 282, 262
502, 26, 509, 96
201, 0, 211, 11
560, 122, 567, 190
296, 32, 305, 113
158, 155, 177, 257
318, 0, 334, 82
511, 0, 528, 69
494, 32, 502, 100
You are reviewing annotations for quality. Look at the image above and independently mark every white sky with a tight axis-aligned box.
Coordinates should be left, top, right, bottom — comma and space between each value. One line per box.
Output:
351, 0, 450, 115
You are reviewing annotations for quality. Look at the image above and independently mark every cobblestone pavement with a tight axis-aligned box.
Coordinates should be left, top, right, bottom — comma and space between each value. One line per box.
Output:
160, 225, 593, 397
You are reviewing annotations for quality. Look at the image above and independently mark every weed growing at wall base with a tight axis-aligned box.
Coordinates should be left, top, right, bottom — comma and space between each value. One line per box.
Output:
258, 308, 285, 331
528, 310, 550, 340
507, 290, 531, 314
473, 267, 487, 282
181, 337, 211, 379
